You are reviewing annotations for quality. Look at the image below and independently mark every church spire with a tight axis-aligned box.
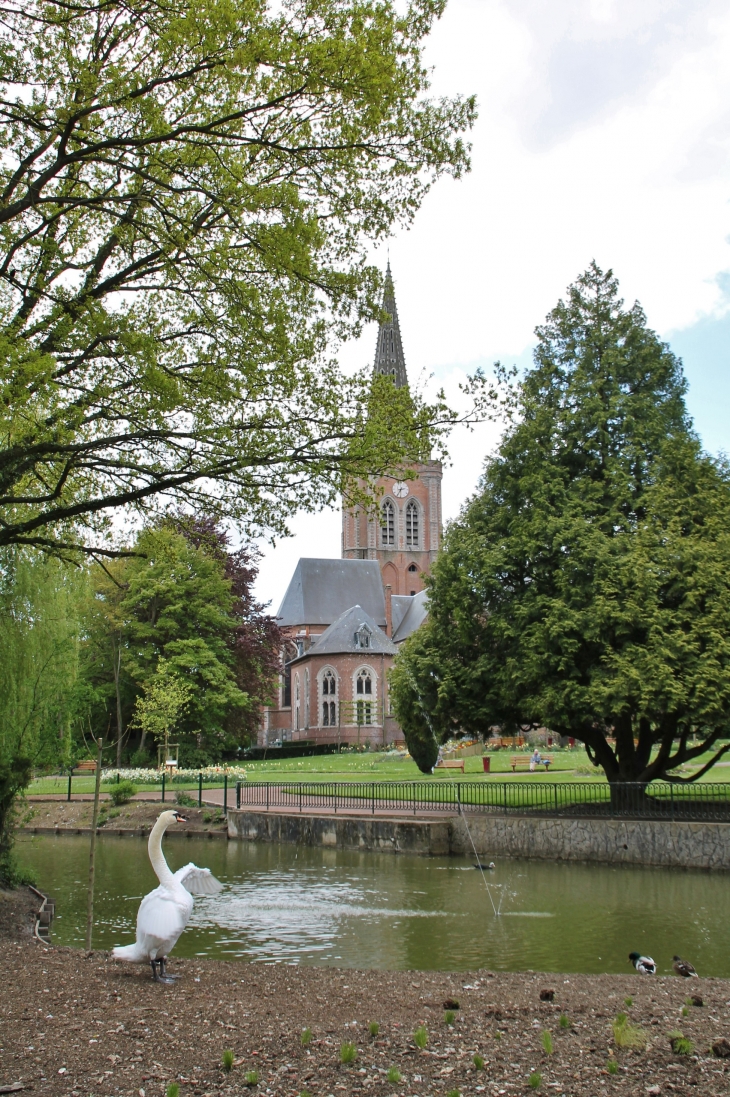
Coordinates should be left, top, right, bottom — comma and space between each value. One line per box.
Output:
373, 261, 408, 388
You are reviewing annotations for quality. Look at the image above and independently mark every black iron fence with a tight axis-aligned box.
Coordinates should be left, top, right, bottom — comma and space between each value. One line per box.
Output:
235, 780, 730, 821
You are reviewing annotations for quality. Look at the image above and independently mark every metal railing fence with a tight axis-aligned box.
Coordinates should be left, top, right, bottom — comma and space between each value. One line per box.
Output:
235, 780, 730, 821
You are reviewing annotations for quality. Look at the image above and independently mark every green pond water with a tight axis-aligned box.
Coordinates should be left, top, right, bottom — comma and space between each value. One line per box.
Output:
17, 834, 729, 977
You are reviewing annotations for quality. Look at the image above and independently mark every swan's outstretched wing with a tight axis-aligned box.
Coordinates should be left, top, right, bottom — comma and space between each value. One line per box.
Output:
174, 863, 224, 896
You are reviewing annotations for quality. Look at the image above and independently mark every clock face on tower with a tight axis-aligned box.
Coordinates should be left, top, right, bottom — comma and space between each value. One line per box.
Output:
392, 481, 409, 498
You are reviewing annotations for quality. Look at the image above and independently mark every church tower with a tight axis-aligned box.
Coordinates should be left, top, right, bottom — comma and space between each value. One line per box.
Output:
341, 263, 443, 598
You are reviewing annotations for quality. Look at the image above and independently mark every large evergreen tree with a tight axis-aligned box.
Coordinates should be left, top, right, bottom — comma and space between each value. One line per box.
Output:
391, 264, 730, 786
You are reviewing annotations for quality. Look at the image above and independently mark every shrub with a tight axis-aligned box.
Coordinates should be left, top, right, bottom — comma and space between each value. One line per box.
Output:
413, 1026, 428, 1049
340, 1042, 358, 1064
175, 790, 197, 807
222, 1050, 234, 1073
529, 1071, 542, 1089
301, 1028, 312, 1047
107, 780, 137, 806
369, 1021, 380, 1037
387, 1067, 401, 1084
540, 1030, 553, 1055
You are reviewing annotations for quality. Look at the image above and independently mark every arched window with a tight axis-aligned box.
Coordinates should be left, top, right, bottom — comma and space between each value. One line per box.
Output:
405, 500, 419, 547
304, 668, 310, 728
356, 668, 373, 725
381, 499, 395, 546
294, 675, 300, 730
407, 563, 418, 573
355, 623, 372, 649
321, 669, 337, 727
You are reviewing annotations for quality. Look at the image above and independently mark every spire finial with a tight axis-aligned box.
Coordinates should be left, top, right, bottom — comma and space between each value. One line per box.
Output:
373, 262, 407, 388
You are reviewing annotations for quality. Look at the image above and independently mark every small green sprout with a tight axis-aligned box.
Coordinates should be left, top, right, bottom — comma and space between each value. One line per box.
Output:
369, 1021, 380, 1037
413, 1026, 428, 1049
387, 1067, 401, 1085
559, 1013, 570, 1030
613, 1013, 646, 1050
669, 1030, 694, 1056
301, 1027, 312, 1047
540, 1030, 553, 1055
606, 1058, 618, 1075
244, 1070, 259, 1086
340, 1041, 358, 1064
222, 1049, 234, 1073
529, 1071, 542, 1089
444, 1010, 456, 1026
623, 997, 633, 1008
681, 1005, 689, 1017
472, 1054, 485, 1070
494, 1030, 502, 1041
300, 1091, 311, 1097
447, 1089, 460, 1097
166, 1085, 180, 1097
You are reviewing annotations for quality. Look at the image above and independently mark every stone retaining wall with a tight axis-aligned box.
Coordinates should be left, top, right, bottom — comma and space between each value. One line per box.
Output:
226, 809, 730, 869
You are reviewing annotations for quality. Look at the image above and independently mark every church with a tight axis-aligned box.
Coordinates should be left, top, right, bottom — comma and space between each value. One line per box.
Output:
260, 265, 443, 747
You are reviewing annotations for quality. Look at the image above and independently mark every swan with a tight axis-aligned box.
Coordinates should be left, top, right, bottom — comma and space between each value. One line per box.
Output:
112, 809, 223, 983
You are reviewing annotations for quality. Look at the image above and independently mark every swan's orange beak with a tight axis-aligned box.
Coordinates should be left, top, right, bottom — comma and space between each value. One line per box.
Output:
173, 811, 186, 822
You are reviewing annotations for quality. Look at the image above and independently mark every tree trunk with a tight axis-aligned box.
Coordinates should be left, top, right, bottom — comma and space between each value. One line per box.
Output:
112, 638, 124, 768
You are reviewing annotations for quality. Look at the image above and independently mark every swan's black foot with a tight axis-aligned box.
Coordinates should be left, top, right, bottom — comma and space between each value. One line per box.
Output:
159, 957, 181, 981
150, 959, 176, 985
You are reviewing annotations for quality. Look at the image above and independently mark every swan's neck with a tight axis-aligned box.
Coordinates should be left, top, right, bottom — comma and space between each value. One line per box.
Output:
148, 816, 176, 888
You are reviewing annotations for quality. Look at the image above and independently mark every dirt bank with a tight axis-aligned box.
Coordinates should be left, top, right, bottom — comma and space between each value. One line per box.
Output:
21, 801, 228, 835
1, 936, 729, 1097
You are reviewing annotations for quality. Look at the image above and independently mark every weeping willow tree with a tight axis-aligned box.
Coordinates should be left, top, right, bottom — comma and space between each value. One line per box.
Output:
0, 549, 83, 884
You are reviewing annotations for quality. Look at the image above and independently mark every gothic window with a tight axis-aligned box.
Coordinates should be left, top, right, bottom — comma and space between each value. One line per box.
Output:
321, 669, 337, 727
294, 675, 300, 730
354, 623, 372, 649
304, 668, 310, 728
407, 563, 418, 573
381, 499, 395, 546
356, 669, 373, 726
405, 500, 419, 547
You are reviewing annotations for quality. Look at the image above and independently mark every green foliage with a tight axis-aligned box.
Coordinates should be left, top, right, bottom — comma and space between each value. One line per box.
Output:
606, 1058, 618, 1075
493, 1030, 501, 1041
392, 264, 730, 784
613, 1013, 646, 1050
529, 1072, 542, 1089
340, 1042, 358, 1064
300, 1028, 312, 1047
0, 549, 83, 882
244, 1071, 259, 1086
681, 1005, 689, 1017
413, 1026, 428, 1049
540, 1030, 553, 1055
386, 1067, 401, 1084
107, 781, 137, 806
447, 1089, 460, 1097
0, 0, 475, 558
624, 997, 633, 1008
222, 1050, 234, 1073
166, 1085, 180, 1097
559, 1014, 570, 1029
668, 1030, 693, 1056
175, 790, 197, 808
368, 1022, 380, 1037
472, 1054, 485, 1070
444, 1010, 456, 1025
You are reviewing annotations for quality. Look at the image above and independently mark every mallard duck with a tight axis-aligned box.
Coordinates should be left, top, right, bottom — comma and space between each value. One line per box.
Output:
629, 952, 656, 975
473, 862, 496, 870
673, 955, 698, 978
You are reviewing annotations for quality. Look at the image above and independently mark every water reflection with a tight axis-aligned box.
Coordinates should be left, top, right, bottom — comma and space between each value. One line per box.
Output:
16, 835, 730, 976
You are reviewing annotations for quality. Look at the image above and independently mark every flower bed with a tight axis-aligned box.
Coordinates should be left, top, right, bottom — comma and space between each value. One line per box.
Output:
101, 765, 247, 784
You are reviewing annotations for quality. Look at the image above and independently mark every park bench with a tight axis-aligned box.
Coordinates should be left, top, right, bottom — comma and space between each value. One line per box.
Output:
510, 755, 553, 772
75, 760, 97, 773
436, 758, 465, 773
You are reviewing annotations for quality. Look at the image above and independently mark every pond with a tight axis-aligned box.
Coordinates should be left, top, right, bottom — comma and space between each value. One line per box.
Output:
17, 834, 730, 977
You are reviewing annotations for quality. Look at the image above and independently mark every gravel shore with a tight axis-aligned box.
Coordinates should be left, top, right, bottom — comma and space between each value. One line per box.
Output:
2, 932, 730, 1097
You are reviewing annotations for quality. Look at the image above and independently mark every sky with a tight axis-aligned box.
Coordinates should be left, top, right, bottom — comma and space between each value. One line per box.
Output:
253, 0, 730, 611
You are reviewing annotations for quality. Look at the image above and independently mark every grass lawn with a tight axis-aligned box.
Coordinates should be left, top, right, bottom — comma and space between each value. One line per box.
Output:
27, 744, 730, 795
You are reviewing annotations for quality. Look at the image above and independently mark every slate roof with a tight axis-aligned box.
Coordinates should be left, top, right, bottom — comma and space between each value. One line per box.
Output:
372, 261, 408, 389
392, 589, 429, 643
293, 605, 397, 660
276, 558, 386, 628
